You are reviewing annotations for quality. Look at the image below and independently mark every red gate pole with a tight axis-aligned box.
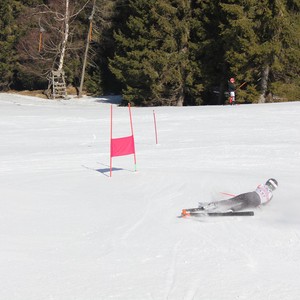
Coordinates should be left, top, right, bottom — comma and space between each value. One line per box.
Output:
128, 103, 137, 171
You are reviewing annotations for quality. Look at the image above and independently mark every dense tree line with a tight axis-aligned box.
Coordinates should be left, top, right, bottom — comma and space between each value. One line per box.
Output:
0, 0, 299, 105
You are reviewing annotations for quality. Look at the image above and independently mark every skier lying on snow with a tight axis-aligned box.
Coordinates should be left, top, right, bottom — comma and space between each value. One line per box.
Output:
198, 178, 278, 212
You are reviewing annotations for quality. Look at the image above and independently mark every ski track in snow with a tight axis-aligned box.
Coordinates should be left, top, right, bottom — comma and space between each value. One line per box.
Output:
120, 194, 152, 242
164, 239, 182, 299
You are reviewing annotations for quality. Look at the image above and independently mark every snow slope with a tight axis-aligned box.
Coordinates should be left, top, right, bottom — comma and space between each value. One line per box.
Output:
1, 93, 300, 300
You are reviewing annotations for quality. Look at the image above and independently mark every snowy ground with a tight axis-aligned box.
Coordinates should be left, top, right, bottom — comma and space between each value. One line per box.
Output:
1, 93, 300, 300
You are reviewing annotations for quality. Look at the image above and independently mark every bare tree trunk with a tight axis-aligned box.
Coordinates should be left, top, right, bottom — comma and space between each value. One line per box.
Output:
78, 0, 96, 98
175, 85, 184, 106
259, 64, 270, 103
58, 0, 70, 72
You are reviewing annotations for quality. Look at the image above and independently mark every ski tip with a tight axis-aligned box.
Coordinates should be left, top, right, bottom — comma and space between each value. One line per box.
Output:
181, 209, 190, 217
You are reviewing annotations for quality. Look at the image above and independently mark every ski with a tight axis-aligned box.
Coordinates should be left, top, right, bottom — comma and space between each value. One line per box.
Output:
182, 207, 205, 213
181, 209, 254, 217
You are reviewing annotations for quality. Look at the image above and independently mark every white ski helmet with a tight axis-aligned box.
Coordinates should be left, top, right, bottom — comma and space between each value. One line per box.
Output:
265, 178, 278, 191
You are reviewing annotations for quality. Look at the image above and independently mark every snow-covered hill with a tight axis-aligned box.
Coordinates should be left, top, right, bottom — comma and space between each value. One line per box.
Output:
1, 93, 300, 299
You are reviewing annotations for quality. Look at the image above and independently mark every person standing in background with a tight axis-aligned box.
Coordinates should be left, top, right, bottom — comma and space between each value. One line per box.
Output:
228, 77, 236, 105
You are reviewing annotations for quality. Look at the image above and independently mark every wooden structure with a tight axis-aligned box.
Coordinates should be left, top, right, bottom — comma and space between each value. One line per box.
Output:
46, 70, 67, 99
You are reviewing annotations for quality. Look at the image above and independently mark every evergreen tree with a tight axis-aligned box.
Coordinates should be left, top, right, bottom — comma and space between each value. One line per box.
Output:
81, 0, 117, 95
95, 0, 129, 95
0, 0, 22, 90
191, 0, 226, 104
219, 0, 300, 103
110, 0, 202, 106
267, 0, 300, 101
